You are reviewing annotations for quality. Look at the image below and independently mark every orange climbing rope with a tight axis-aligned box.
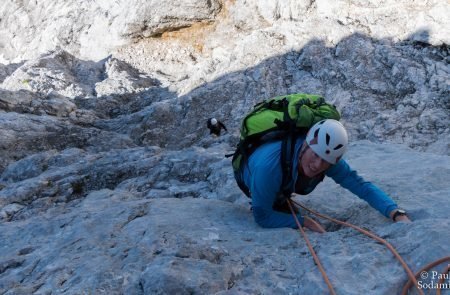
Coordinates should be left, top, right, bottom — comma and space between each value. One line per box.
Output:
436, 265, 450, 295
287, 200, 337, 295
287, 198, 449, 295
401, 256, 450, 295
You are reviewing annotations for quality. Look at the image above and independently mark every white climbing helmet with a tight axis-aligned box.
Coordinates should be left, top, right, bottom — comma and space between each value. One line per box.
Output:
305, 119, 348, 164
210, 118, 218, 125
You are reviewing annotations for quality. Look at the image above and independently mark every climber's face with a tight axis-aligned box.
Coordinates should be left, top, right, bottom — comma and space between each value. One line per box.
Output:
299, 146, 331, 178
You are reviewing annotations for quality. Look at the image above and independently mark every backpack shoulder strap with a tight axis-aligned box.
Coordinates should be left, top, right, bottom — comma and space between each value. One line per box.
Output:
277, 99, 298, 203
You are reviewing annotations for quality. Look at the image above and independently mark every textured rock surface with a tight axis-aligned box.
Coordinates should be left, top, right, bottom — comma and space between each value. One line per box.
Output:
0, 0, 221, 62
1, 142, 449, 294
0, 0, 449, 294
1, 0, 448, 64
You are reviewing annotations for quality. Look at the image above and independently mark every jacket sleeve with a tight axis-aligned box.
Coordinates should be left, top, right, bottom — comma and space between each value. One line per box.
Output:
249, 164, 304, 228
326, 159, 398, 218
219, 121, 227, 131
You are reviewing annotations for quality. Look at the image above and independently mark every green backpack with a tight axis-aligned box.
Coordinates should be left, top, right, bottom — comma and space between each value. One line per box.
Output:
231, 93, 341, 200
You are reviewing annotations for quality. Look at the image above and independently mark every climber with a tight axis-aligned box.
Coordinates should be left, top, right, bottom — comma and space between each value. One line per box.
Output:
236, 119, 411, 232
207, 118, 227, 136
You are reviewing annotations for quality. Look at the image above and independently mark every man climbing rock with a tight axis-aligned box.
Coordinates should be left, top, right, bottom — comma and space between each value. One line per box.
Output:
207, 118, 227, 136
234, 119, 411, 232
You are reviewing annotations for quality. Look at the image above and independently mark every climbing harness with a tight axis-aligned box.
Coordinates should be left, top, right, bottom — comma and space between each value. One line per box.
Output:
287, 198, 450, 295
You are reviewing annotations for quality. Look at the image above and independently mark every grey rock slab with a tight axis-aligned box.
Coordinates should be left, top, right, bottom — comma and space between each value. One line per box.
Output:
1, 192, 448, 294
0, 150, 59, 183
0, 141, 449, 294
0, 1, 448, 293
0, 143, 239, 221
0, 147, 161, 218
94, 57, 159, 97
0, 111, 136, 173
1, 50, 104, 99
0, 62, 23, 84
0, 194, 252, 294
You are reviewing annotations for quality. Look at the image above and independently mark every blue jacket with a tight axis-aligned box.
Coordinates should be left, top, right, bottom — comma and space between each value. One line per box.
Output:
242, 137, 398, 228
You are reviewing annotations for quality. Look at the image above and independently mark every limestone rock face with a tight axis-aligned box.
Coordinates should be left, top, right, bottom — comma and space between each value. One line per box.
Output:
0, 0, 449, 294
1, 142, 449, 294
1, 50, 104, 98
0, 0, 221, 62
95, 57, 159, 97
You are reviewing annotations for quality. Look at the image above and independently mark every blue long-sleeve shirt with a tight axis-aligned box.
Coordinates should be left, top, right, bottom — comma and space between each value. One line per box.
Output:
242, 137, 398, 228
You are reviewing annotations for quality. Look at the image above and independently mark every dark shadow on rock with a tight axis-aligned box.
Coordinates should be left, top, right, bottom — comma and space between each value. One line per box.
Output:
0, 29, 448, 173
405, 28, 431, 45
0, 62, 24, 84
134, 29, 448, 154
